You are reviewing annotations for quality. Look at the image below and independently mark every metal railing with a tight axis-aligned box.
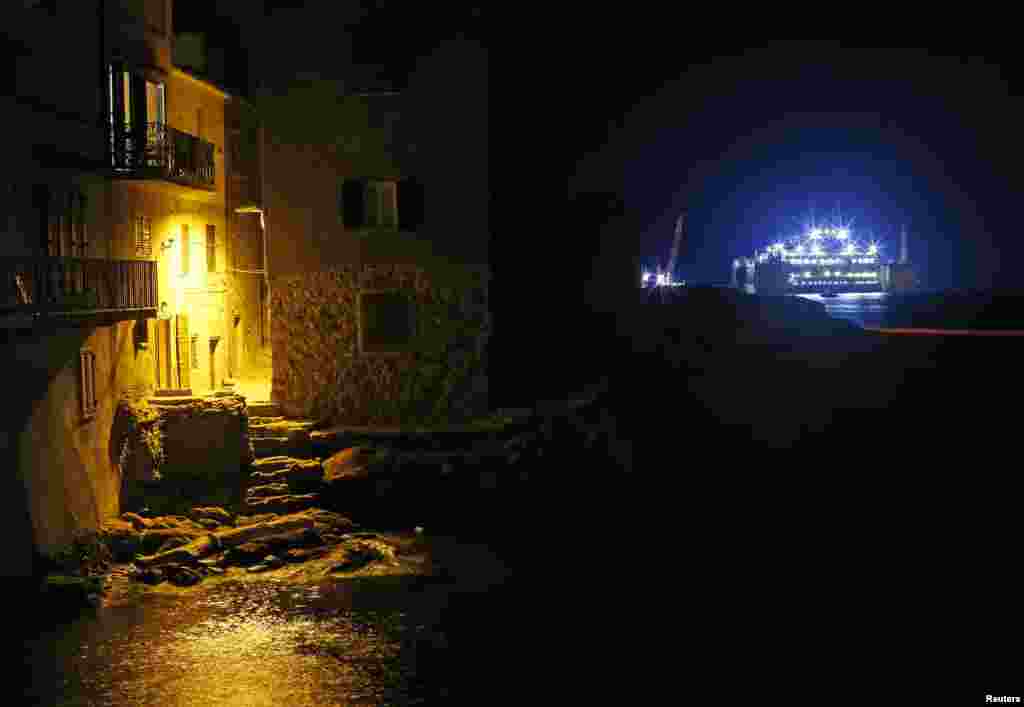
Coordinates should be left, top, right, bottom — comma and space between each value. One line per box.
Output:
0, 256, 157, 316
110, 122, 215, 189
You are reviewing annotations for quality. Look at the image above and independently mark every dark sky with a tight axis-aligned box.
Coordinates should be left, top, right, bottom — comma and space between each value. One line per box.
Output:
169, 4, 1024, 291
562, 43, 1024, 291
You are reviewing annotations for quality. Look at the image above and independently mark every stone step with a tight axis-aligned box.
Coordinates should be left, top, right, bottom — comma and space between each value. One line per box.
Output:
246, 482, 291, 498
252, 437, 313, 458
247, 402, 282, 417
248, 416, 286, 425
243, 493, 321, 514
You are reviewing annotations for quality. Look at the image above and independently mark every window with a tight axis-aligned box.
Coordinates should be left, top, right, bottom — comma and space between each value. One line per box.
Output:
135, 215, 152, 258
206, 224, 216, 273
34, 185, 87, 257
191, 335, 200, 369
340, 178, 399, 230
359, 290, 414, 354
80, 349, 98, 419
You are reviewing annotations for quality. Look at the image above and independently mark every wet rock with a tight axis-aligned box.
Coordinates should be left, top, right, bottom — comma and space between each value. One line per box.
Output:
263, 554, 285, 569
246, 482, 291, 498
250, 456, 296, 473
249, 459, 323, 485
100, 520, 142, 562
234, 513, 279, 527
164, 565, 203, 586
246, 563, 271, 573
320, 533, 343, 545
303, 509, 358, 534
203, 565, 225, 575
121, 512, 153, 531
189, 507, 234, 526
156, 535, 194, 554
325, 541, 388, 573
138, 528, 205, 556
134, 566, 165, 584
322, 447, 373, 484
197, 518, 221, 530
223, 542, 274, 567
244, 494, 320, 514
135, 534, 221, 568
284, 546, 329, 563
261, 527, 324, 552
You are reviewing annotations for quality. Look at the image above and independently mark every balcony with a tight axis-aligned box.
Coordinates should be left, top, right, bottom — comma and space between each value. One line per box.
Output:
1, 257, 157, 325
110, 122, 215, 190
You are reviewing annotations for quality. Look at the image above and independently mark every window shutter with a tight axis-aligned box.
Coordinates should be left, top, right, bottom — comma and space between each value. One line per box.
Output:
206, 224, 216, 273
342, 178, 365, 228
398, 178, 424, 232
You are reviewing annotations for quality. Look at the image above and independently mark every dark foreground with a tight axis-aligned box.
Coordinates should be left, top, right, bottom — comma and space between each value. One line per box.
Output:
19, 290, 1024, 703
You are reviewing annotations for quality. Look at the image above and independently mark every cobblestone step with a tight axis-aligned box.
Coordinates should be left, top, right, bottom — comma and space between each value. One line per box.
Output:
246, 402, 282, 417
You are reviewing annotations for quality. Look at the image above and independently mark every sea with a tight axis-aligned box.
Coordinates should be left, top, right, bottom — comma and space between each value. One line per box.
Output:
796, 292, 890, 328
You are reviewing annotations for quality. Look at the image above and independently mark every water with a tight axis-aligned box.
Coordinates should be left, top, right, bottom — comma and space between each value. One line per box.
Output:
796, 292, 890, 328
18, 534, 511, 706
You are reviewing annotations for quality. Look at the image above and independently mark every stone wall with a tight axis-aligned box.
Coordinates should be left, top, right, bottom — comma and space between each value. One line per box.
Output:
271, 263, 490, 425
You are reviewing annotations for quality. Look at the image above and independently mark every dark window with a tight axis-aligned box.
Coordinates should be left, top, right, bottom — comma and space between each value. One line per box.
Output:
341, 178, 365, 228
206, 224, 216, 273
34, 185, 86, 256
80, 349, 97, 419
191, 334, 200, 369
359, 291, 414, 353
397, 178, 424, 232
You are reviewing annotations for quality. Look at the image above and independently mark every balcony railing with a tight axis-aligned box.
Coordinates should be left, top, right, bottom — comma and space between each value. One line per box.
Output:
1, 257, 157, 320
110, 122, 215, 189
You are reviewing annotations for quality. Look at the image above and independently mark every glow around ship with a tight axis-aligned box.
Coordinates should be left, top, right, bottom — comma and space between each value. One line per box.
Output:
732, 217, 915, 295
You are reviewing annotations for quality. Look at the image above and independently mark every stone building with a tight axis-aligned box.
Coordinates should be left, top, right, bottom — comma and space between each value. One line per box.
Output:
0, 0, 257, 574
250, 33, 490, 426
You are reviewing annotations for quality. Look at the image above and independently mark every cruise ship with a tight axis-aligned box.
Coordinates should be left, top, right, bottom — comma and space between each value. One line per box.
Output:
731, 221, 917, 295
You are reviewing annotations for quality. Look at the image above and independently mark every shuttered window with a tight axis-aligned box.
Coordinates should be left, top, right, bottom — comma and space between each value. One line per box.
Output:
80, 349, 98, 419
206, 224, 216, 273
135, 215, 152, 258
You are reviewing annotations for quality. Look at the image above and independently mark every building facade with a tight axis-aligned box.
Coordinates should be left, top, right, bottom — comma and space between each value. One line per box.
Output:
254, 37, 490, 426
0, 0, 252, 573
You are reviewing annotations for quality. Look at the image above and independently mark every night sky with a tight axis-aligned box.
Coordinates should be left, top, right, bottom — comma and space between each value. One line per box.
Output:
170, 4, 1024, 292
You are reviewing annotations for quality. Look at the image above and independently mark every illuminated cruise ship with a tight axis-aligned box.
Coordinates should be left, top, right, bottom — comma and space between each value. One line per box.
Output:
731, 220, 917, 295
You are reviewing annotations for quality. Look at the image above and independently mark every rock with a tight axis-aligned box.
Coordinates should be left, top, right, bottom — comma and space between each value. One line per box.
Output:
214, 514, 315, 547
189, 507, 234, 526
164, 565, 203, 586
260, 527, 324, 552
100, 520, 142, 562
246, 482, 291, 498
325, 541, 388, 573
246, 564, 271, 573
156, 535, 194, 554
322, 447, 374, 484
250, 459, 323, 485
250, 456, 296, 473
303, 509, 358, 534
244, 494, 320, 514
204, 566, 225, 575
320, 533, 343, 545
135, 534, 222, 568
197, 519, 220, 530
121, 512, 153, 531
263, 554, 284, 569
234, 513, 279, 527
223, 542, 273, 567
284, 547, 329, 563
134, 566, 165, 584
138, 528, 206, 556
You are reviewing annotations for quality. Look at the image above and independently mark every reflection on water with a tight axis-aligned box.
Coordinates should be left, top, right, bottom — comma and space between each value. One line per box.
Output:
797, 292, 889, 328
18, 535, 506, 706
